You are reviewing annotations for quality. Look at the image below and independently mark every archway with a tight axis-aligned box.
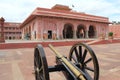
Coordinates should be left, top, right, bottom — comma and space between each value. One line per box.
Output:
63, 23, 73, 39
13, 36, 15, 39
48, 30, 52, 39
88, 25, 95, 38
9, 36, 12, 40
5, 36, 8, 39
76, 24, 85, 38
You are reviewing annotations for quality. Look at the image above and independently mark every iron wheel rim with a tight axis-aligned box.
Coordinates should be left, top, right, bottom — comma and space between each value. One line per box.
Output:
34, 44, 49, 80
69, 42, 99, 80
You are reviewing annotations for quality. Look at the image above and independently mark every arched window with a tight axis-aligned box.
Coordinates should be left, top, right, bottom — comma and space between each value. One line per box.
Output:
88, 25, 95, 38
9, 36, 12, 40
63, 23, 73, 39
76, 24, 86, 38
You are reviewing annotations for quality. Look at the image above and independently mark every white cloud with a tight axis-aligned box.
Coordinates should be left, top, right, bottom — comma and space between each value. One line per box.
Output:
70, 0, 120, 21
0, 0, 120, 22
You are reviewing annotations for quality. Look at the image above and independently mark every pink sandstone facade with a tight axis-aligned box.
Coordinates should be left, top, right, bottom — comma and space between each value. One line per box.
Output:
109, 24, 120, 38
20, 4, 110, 40
4, 22, 21, 40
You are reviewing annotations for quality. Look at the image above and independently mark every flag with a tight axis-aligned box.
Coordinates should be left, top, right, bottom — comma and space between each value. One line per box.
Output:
72, 5, 74, 8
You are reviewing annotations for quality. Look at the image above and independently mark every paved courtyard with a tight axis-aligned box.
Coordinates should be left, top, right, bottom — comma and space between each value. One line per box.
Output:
0, 43, 120, 80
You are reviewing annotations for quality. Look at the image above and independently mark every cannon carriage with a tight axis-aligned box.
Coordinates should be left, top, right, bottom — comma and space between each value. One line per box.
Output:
34, 42, 99, 80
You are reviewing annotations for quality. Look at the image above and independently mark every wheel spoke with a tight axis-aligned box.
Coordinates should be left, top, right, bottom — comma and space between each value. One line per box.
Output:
81, 49, 87, 63
85, 66, 94, 72
78, 46, 82, 62
39, 66, 43, 72
84, 58, 92, 64
36, 68, 42, 80
72, 55, 78, 63
74, 47, 79, 61
34, 57, 39, 68
37, 72, 41, 80
39, 75, 44, 80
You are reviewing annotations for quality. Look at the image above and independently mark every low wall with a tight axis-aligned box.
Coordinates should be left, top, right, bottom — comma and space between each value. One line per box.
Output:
0, 40, 90, 49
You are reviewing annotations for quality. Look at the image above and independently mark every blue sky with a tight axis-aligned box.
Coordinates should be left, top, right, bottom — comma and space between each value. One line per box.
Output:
0, 0, 120, 22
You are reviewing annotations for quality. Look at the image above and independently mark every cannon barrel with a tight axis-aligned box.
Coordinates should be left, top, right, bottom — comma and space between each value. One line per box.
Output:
48, 44, 86, 80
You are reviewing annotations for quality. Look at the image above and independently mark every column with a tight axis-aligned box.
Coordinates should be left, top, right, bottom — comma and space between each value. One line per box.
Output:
94, 30, 97, 38
56, 24, 59, 39
22, 29, 24, 39
0, 17, 5, 43
85, 30, 89, 38
43, 30, 47, 40
53, 31, 56, 40
73, 30, 77, 39
73, 24, 77, 39
85, 25, 89, 38
58, 22, 64, 40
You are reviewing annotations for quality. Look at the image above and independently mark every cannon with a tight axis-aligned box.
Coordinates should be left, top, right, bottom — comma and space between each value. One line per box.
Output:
34, 42, 99, 80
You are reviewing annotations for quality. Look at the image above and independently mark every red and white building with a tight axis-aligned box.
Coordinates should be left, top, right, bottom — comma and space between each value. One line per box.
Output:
20, 4, 110, 40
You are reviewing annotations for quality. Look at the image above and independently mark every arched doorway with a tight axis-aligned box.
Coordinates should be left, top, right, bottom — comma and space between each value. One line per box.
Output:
13, 36, 15, 39
28, 26, 31, 40
5, 36, 8, 39
63, 23, 73, 39
76, 24, 85, 38
9, 36, 12, 40
88, 25, 95, 38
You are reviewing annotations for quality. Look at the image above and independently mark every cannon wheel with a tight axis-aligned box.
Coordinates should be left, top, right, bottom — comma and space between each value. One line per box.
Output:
34, 44, 49, 80
69, 42, 99, 80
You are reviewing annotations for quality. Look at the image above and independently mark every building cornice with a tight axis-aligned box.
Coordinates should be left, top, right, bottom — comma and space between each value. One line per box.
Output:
20, 6, 110, 28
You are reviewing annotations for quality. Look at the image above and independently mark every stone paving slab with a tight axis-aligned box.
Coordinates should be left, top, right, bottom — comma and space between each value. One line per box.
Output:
0, 43, 120, 80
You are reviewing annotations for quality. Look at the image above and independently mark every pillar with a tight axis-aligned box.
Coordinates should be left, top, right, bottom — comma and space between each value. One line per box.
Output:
22, 29, 24, 39
73, 30, 77, 39
0, 17, 5, 43
85, 30, 89, 38
73, 24, 77, 39
94, 30, 97, 38
53, 31, 57, 40
43, 30, 47, 39
85, 25, 89, 38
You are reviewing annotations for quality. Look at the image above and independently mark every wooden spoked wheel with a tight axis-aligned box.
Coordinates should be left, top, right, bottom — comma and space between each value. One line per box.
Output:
69, 43, 99, 80
34, 44, 49, 80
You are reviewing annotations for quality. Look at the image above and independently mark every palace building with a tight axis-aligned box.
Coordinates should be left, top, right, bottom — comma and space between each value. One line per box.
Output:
4, 22, 21, 40
20, 4, 110, 40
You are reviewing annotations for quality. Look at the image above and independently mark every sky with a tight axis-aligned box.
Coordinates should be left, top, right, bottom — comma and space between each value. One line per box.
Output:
0, 0, 120, 22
